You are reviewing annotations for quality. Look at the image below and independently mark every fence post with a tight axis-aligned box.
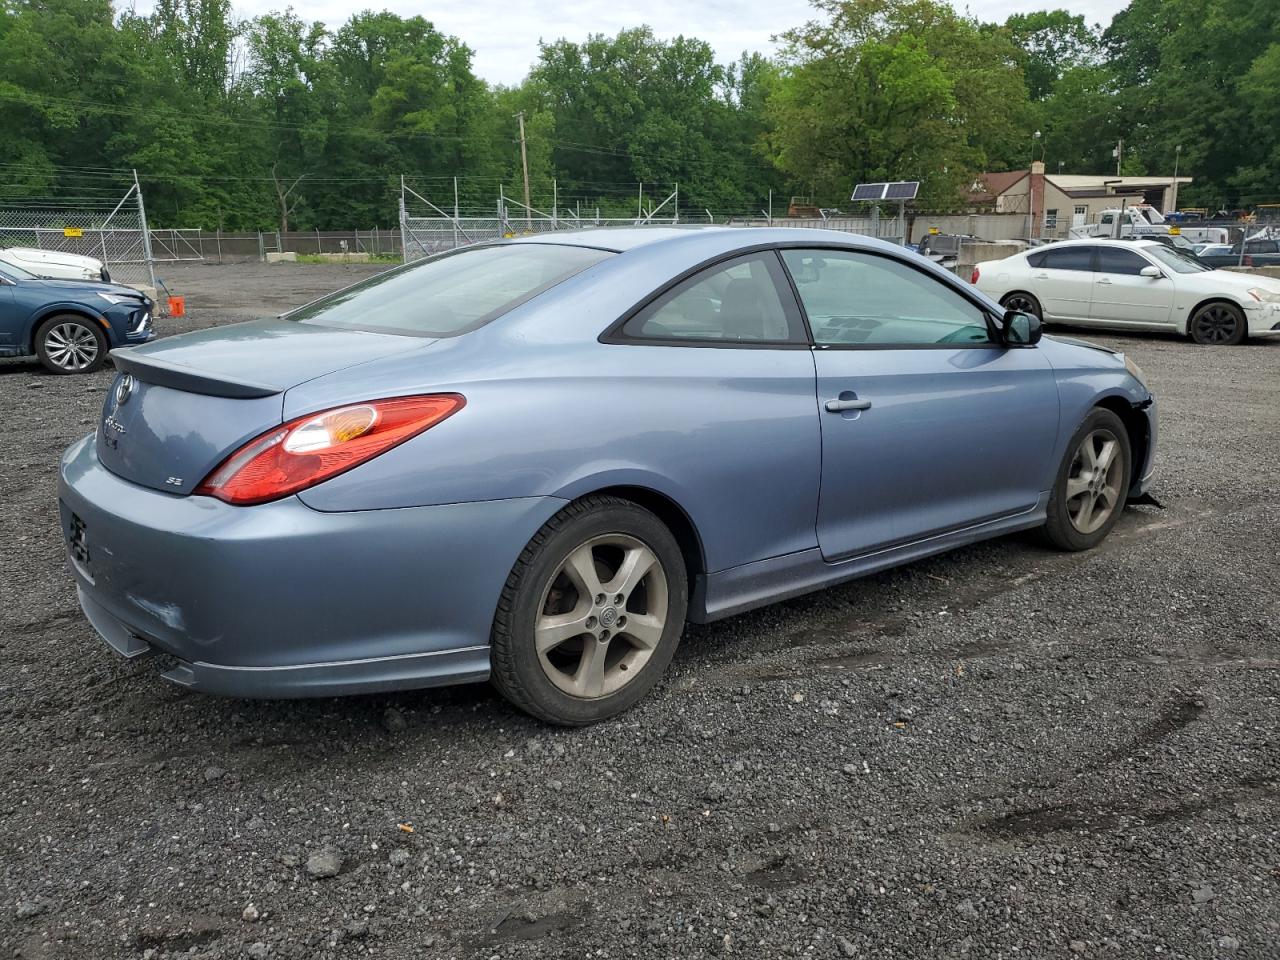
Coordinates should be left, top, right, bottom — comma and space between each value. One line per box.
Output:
257, 231, 264, 262
453, 176, 460, 249
132, 170, 158, 293
217, 228, 222, 264
399, 175, 409, 264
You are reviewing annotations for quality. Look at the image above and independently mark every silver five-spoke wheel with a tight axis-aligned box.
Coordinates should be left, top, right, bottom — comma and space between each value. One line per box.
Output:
1065, 427, 1123, 535
535, 534, 668, 699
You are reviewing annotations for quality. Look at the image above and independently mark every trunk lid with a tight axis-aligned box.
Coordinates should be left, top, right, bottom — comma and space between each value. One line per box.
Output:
97, 319, 428, 494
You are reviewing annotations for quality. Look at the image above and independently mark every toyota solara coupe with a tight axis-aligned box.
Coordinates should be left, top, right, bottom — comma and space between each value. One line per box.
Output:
59, 228, 1157, 724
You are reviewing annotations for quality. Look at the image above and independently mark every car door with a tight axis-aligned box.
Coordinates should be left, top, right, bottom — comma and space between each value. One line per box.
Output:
0, 272, 18, 350
1090, 246, 1176, 326
779, 248, 1059, 561
1026, 245, 1096, 320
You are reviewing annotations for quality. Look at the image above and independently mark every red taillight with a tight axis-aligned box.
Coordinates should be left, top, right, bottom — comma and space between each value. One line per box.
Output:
970, 266, 980, 284
195, 394, 465, 505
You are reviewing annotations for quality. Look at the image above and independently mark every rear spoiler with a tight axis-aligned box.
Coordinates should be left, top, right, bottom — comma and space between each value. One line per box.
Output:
110, 348, 281, 399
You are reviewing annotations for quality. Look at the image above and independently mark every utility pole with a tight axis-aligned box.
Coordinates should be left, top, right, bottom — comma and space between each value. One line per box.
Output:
515, 111, 532, 228
1114, 138, 1124, 176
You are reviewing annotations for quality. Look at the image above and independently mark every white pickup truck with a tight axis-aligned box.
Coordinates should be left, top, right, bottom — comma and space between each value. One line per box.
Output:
1069, 205, 1229, 245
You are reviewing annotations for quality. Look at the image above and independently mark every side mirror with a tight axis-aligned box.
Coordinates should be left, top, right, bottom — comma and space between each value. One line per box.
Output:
1140, 265, 1164, 279
1001, 310, 1042, 346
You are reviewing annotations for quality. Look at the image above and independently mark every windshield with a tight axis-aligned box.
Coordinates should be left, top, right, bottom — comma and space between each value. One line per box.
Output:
1145, 244, 1210, 274
288, 243, 614, 337
0, 260, 36, 280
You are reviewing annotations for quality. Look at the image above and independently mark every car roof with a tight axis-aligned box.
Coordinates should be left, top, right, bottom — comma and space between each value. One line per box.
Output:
508, 224, 922, 261
1031, 237, 1162, 251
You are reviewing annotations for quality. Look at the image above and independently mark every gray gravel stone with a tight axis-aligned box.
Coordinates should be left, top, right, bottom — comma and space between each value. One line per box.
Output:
305, 847, 343, 879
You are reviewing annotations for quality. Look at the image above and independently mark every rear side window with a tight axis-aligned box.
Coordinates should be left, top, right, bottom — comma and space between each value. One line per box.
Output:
621, 253, 805, 344
1096, 248, 1152, 275
1040, 247, 1095, 271
288, 243, 613, 337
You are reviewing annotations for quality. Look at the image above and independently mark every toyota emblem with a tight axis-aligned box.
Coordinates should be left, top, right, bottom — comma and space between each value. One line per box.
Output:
115, 374, 135, 406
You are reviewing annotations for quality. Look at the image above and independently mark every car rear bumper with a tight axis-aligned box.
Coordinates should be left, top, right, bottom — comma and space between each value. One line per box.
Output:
58, 434, 563, 698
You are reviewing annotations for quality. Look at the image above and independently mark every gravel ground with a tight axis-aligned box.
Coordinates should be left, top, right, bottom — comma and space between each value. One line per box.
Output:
1, 260, 1277, 960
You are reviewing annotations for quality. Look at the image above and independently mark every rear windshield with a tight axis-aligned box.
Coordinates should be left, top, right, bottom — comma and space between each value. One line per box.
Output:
287, 243, 613, 337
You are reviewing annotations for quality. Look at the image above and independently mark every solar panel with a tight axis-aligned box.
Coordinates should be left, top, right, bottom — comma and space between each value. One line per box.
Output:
851, 182, 888, 201
884, 180, 920, 200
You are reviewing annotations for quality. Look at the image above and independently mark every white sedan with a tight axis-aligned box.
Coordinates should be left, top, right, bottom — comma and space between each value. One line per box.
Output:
972, 238, 1280, 345
0, 246, 110, 283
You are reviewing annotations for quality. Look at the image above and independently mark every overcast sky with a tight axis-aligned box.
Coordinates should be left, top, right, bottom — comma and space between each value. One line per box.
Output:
129, 0, 1131, 86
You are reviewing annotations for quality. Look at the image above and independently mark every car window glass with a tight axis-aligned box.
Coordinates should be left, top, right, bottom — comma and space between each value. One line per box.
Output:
622, 253, 802, 343
1146, 244, 1211, 274
1041, 246, 1095, 271
1026, 250, 1047, 268
288, 243, 613, 337
781, 249, 991, 347
1095, 248, 1151, 275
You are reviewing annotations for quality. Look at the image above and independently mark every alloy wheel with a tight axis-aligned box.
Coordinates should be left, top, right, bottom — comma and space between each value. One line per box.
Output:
1065, 428, 1123, 535
1004, 294, 1038, 317
1192, 305, 1240, 344
44, 322, 101, 372
534, 534, 668, 699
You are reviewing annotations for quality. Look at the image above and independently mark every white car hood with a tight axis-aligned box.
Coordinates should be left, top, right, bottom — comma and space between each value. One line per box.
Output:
1201, 266, 1280, 294
0, 246, 103, 272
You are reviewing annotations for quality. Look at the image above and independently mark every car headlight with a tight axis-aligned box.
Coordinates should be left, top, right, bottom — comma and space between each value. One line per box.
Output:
97, 292, 134, 306
1123, 355, 1148, 388
1247, 287, 1280, 304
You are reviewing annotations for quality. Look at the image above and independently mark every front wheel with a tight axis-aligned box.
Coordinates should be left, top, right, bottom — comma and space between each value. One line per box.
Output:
490, 496, 688, 725
1042, 408, 1132, 551
34, 314, 108, 374
1188, 301, 1246, 345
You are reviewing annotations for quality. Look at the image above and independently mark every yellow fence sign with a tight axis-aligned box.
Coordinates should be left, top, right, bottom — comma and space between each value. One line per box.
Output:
62, 227, 83, 238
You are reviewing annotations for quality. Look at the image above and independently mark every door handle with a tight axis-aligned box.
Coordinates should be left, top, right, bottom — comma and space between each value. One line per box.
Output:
1033, 273, 1049, 279
1097, 277, 1113, 285
825, 398, 872, 413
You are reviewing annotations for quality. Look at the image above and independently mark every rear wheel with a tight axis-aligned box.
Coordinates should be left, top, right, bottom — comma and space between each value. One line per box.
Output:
1043, 408, 1131, 551
490, 496, 687, 725
34, 314, 107, 374
1001, 291, 1042, 322
1188, 301, 1246, 345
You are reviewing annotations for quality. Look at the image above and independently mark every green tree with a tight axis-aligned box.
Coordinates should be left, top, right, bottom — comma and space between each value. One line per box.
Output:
765, 0, 1031, 209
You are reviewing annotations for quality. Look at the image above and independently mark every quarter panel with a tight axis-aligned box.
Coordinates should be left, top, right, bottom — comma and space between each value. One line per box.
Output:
294, 337, 822, 574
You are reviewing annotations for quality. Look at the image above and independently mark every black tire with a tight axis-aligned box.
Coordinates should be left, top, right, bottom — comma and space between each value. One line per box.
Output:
34, 314, 108, 375
1000, 291, 1043, 322
490, 495, 688, 725
1043, 407, 1132, 551
1188, 301, 1246, 345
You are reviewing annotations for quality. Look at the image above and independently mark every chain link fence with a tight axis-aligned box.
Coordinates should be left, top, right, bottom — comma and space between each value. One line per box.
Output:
399, 180, 681, 262
0, 181, 159, 290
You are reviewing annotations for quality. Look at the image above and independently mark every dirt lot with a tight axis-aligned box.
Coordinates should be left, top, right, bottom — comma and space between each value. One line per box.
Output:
1, 260, 1277, 960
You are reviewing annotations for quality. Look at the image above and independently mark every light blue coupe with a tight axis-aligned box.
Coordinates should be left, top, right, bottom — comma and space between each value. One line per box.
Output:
59, 228, 1157, 724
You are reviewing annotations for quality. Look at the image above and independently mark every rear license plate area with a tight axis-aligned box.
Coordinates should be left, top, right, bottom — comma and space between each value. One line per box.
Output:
68, 512, 91, 569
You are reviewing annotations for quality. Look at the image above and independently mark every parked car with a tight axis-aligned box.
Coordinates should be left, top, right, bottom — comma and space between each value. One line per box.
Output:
973, 237, 1280, 345
0, 246, 110, 282
60, 228, 1156, 724
1195, 238, 1280, 269
0, 260, 154, 372
1194, 242, 1231, 257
